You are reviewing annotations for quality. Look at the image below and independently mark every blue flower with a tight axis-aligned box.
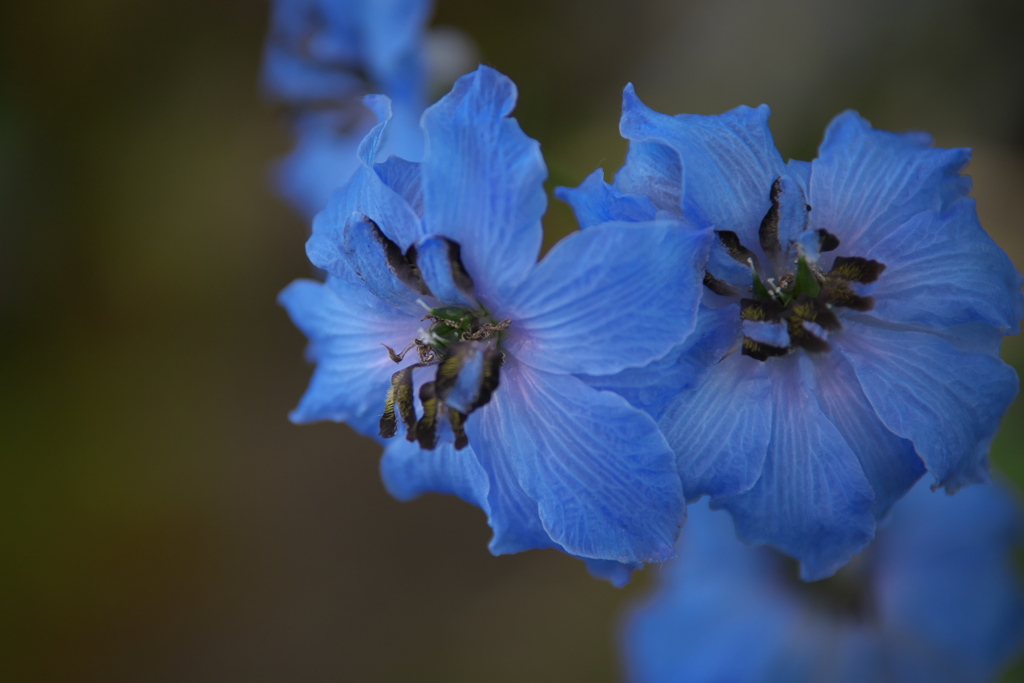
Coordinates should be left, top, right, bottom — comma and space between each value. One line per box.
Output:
621, 480, 1024, 683
262, 0, 432, 216
279, 67, 715, 580
559, 87, 1022, 579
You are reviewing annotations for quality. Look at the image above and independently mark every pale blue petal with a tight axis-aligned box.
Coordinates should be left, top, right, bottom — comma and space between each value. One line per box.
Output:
715, 355, 875, 580
342, 213, 426, 313
584, 559, 642, 588
837, 319, 1019, 492
662, 353, 772, 501
412, 234, 476, 308
420, 66, 546, 306
877, 481, 1024, 679
274, 111, 365, 218
278, 277, 422, 436
865, 198, 1021, 335
305, 104, 424, 277
809, 110, 972, 256
374, 155, 424, 216
500, 220, 713, 375
810, 350, 925, 521
439, 342, 492, 414
705, 236, 753, 291
582, 304, 739, 421
617, 84, 787, 245
771, 174, 811, 256
555, 169, 658, 229
742, 320, 791, 349
379, 439, 491, 509
469, 357, 684, 563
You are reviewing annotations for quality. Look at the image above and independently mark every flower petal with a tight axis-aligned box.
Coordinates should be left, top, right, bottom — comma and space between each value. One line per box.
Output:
876, 481, 1024, 678
500, 220, 713, 375
411, 234, 477, 308
661, 353, 773, 501
714, 354, 876, 580
865, 198, 1021, 335
278, 277, 422, 436
342, 213, 429, 312
306, 102, 424, 277
809, 110, 972, 256
582, 303, 739, 422
616, 84, 786, 246
810, 350, 925, 521
469, 357, 684, 563
836, 318, 1019, 492
379, 439, 491, 509
420, 66, 546, 306
554, 168, 658, 229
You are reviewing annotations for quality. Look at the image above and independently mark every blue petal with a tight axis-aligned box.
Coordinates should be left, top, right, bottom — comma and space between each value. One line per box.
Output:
582, 304, 739, 422
411, 234, 476, 308
278, 277, 423, 436
342, 213, 426, 312
714, 354, 876, 580
876, 481, 1024, 678
420, 66, 547, 307
554, 169, 658, 229
379, 439, 491, 509
837, 318, 1019, 492
865, 198, 1022, 335
500, 220, 713, 376
661, 353, 773, 501
809, 110, 972, 256
705, 236, 754, 291
810, 349, 925, 521
439, 341, 494, 414
621, 503, 808, 683
468, 357, 684, 563
373, 155, 424, 216
584, 559, 642, 588
274, 111, 365, 218
742, 319, 791, 349
616, 85, 787, 246
306, 104, 424, 277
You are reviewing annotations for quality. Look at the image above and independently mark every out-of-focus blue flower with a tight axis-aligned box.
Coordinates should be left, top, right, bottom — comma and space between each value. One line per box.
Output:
279, 67, 715, 581
559, 88, 1022, 579
263, 0, 432, 217
621, 480, 1024, 683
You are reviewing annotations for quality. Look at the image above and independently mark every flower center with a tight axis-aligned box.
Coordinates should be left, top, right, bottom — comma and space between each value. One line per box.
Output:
703, 177, 886, 361
370, 232, 509, 452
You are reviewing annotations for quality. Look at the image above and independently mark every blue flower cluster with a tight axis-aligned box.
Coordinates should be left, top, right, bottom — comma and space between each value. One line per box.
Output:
621, 481, 1024, 683
267, 4, 1022, 591
263, 0, 432, 217
562, 87, 1022, 579
280, 67, 713, 583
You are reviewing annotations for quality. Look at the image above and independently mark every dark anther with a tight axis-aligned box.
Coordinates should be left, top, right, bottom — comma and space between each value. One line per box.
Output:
364, 218, 432, 296
742, 337, 789, 361
704, 270, 741, 297
715, 230, 759, 268
415, 382, 439, 450
443, 238, 476, 296
435, 342, 504, 415
816, 229, 840, 252
758, 177, 784, 259
379, 365, 420, 440
449, 410, 469, 450
740, 297, 786, 324
829, 256, 886, 284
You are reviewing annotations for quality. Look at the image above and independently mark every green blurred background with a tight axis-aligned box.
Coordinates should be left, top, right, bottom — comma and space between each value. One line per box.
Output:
2, 0, 1023, 681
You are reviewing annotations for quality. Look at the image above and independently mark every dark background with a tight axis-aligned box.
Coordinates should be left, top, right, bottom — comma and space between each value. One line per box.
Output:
2, 1, 1023, 681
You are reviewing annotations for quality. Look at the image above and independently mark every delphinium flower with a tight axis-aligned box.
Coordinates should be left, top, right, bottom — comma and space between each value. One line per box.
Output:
279, 67, 716, 583
559, 88, 1022, 579
621, 480, 1024, 683
262, 0, 432, 217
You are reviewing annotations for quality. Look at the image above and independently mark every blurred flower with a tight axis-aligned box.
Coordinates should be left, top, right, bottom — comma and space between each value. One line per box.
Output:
621, 480, 1024, 683
262, 0, 433, 217
560, 88, 1022, 579
280, 67, 715, 581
